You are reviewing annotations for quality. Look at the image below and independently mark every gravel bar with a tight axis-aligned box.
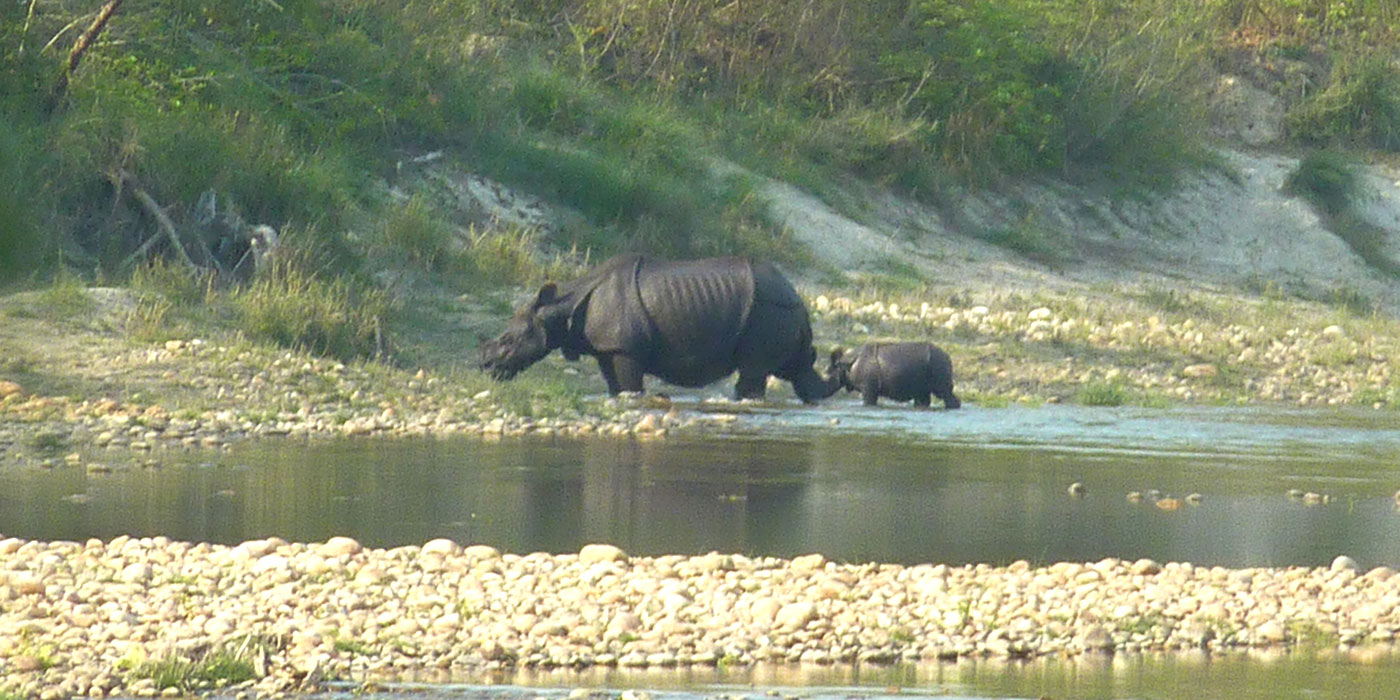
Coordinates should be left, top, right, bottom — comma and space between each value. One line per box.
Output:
3, 537, 1400, 698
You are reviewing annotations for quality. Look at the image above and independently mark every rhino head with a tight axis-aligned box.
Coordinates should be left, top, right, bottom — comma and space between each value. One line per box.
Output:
478, 283, 565, 381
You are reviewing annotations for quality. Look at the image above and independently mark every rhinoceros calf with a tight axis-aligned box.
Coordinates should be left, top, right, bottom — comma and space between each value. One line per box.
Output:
826, 342, 961, 408
478, 254, 828, 402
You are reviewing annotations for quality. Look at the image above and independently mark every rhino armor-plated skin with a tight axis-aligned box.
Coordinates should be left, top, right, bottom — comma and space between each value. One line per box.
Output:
826, 341, 961, 408
478, 255, 829, 403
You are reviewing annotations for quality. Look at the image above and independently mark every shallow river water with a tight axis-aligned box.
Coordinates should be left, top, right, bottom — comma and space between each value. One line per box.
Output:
5, 400, 1400, 698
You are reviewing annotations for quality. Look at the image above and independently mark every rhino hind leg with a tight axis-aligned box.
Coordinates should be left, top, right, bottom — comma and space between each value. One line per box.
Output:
736, 299, 825, 403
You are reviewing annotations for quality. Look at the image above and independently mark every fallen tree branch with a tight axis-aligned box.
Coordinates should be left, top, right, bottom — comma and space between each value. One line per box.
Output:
47, 0, 125, 113
118, 169, 197, 270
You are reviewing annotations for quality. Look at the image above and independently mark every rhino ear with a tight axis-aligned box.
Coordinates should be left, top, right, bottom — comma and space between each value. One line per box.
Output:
829, 347, 845, 365
532, 283, 559, 310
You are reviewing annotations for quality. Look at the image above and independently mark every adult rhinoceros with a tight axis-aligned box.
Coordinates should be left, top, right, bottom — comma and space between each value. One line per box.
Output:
478, 255, 829, 403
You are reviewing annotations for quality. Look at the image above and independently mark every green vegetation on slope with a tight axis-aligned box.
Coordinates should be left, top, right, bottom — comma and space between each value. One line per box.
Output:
3, 0, 1399, 359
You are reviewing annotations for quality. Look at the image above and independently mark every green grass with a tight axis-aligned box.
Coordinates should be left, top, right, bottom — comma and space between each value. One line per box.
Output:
983, 216, 1074, 266
1077, 380, 1130, 407
230, 260, 389, 363
122, 637, 264, 692
27, 430, 67, 451
334, 638, 374, 656
36, 271, 95, 319
1288, 56, 1400, 152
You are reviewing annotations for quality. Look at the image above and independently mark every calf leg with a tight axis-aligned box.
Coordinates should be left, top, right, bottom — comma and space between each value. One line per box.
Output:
859, 377, 880, 406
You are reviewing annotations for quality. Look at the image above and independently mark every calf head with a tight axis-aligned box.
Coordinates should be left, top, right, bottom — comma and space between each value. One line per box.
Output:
826, 347, 856, 393
478, 283, 564, 381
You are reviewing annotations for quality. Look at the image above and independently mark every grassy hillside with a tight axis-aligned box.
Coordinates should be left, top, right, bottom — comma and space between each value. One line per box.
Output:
3, 0, 1399, 359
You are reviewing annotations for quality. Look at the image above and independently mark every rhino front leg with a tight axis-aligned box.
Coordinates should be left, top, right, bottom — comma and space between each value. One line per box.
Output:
786, 367, 831, 404
859, 376, 880, 406
735, 371, 768, 401
597, 354, 645, 395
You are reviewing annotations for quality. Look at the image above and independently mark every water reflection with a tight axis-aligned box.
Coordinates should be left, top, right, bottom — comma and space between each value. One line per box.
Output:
345, 647, 1400, 700
4, 404, 1400, 569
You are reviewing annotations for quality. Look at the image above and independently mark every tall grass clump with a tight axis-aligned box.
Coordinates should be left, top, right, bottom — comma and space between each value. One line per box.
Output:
122, 639, 259, 692
1286, 150, 1362, 216
0, 124, 48, 285
1078, 379, 1130, 407
1284, 150, 1398, 274
1288, 56, 1400, 152
382, 196, 457, 273
455, 224, 587, 288
232, 266, 389, 362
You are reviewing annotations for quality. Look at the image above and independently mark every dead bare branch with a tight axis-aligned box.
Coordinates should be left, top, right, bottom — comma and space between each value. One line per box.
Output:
47, 0, 126, 114
117, 169, 197, 270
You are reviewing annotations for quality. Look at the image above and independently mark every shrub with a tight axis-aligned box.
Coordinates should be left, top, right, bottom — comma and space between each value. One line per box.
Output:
1286, 150, 1361, 216
1288, 56, 1400, 152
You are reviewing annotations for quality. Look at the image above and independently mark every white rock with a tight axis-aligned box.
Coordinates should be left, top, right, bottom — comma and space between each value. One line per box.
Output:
120, 563, 153, 584
775, 601, 817, 632
422, 538, 460, 557
463, 544, 501, 559
318, 536, 362, 557
579, 543, 627, 564
252, 554, 290, 575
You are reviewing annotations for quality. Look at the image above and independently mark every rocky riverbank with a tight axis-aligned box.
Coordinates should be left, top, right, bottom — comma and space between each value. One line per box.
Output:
2, 537, 1399, 698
